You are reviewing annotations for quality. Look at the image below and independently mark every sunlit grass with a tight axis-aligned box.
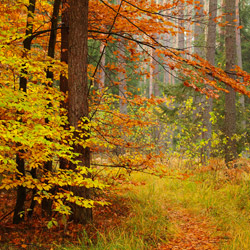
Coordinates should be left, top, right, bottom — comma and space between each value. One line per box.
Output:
59, 157, 250, 249
154, 158, 250, 250
58, 174, 172, 249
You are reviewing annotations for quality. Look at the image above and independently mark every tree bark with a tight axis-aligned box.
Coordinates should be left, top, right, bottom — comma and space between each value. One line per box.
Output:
202, 0, 218, 163
118, 39, 127, 115
60, 0, 69, 171
149, 48, 154, 97
193, 0, 206, 163
235, 0, 246, 131
98, 43, 106, 90
13, 0, 36, 224
41, 0, 61, 218
60, 0, 69, 96
194, 0, 205, 57
68, 0, 92, 224
225, 0, 238, 164
178, 4, 185, 52
176, 2, 185, 85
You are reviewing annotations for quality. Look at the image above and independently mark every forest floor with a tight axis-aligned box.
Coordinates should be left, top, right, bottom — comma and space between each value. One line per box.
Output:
1, 159, 250, 249
0, 189, 224, 250
157, 207, 223, 249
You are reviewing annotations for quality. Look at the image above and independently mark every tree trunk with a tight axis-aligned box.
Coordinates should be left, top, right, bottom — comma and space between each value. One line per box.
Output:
68, 0, 92, 224
186, 3, 193, 60
193, 0, 206, 163
149, 48, 154, 97
116, 0, 127, 115
202, 0, 218, 163
60, 0, 69, 96
235, 0, 246, 131
116, 37, 127, 155
13, 0, 36, 224
225, 0, 237, 164
41, 0, 61, 217
60, 0, 69, 171
194, 0, 205, 57
178, 4, 185, 52
118, 39, 127, 115
98, 43, 106, 90
176, 2, 185, 85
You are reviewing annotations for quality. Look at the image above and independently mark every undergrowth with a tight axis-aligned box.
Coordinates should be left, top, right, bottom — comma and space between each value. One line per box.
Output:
156, 158, 250, 250
3, 158, 250, 249
59, 179, 171, 250
67, 158, 250, 249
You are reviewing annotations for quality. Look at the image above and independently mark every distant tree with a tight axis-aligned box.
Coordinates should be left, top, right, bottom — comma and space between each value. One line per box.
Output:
203, 0, 218, 162
224, 0, 238, 164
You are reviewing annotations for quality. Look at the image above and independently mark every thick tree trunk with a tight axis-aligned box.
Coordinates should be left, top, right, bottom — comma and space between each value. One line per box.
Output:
68, 0, 92, 224
225, 0, 237, 164
13, 0, 36, 224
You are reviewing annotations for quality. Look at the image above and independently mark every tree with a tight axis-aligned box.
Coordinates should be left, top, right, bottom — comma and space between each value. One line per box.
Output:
2, 0, 250, 229
68, 0, 92, 223
235, 0, 246, 131
13, 0, 36, 224
41, 0, 61, 217
202, 0, 218, 162
224, 0, 238, 164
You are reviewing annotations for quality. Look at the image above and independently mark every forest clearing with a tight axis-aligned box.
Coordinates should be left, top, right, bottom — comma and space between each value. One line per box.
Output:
1, 0, 250, 249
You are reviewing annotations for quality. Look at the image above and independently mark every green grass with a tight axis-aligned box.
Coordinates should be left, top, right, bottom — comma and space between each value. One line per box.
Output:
58, 175, 172, 250
3, 159, 250, 249
58, 161, 250, 249
154, 167, 250, 250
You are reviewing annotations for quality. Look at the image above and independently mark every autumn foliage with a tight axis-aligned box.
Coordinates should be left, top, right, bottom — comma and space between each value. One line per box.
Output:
0, 0, 250, 243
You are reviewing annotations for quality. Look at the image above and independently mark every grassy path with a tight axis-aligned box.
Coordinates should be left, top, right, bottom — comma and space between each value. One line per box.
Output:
114, 167, 250, 250
158, 207, 221, 249
2, 164, 250, 249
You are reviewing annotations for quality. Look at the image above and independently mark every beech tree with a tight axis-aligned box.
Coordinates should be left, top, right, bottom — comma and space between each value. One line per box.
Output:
1, 0, 250, 228
13, 0, 36, 225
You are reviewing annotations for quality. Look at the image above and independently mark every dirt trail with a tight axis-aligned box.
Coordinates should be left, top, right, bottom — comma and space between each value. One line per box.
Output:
158, 208, 225, 250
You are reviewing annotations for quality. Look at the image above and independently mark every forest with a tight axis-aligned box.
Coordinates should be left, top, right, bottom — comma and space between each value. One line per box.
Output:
1, 0, 250, 249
